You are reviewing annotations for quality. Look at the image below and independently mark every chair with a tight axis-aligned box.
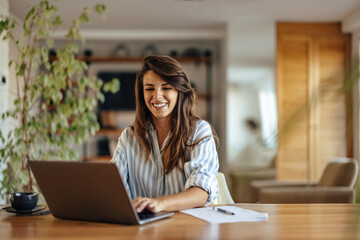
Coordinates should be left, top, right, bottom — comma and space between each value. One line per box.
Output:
250, 158, 359, 203
229, 166, 276, 203
229, 155, 276, 203
212, 172, 235, 205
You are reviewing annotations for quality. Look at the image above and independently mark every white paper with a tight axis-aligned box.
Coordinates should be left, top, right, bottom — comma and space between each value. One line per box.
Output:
181, 206, 268, 224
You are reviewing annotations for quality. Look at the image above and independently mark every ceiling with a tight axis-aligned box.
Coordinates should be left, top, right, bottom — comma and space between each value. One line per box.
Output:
9, 0, 360, 31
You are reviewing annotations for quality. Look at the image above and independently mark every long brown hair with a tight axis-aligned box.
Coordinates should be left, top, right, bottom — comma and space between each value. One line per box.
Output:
133, 55, 210, 175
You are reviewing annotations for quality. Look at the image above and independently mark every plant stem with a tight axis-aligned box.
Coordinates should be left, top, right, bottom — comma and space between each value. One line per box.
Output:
20, 6, 42, 193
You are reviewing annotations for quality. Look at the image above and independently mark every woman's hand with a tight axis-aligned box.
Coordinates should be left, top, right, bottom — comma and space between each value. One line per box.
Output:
132, 197, 166, 213
132, 187, 208, 213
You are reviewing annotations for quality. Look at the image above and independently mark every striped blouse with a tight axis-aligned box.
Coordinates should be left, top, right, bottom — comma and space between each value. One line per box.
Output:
110, 119, 219, 203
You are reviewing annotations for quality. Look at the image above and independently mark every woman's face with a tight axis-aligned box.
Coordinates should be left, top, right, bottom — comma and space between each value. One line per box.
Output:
143, 70, 179, 122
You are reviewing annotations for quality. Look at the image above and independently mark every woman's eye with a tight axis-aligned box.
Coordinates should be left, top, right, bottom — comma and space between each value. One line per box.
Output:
163, 87, 172, 90
144, 88, 154, 91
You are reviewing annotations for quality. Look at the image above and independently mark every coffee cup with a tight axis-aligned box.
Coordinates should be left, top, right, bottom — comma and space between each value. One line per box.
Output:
10, 192, 38, 211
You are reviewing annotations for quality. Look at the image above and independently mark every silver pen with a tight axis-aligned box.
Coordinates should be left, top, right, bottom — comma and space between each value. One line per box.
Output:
212, 207, 235, 215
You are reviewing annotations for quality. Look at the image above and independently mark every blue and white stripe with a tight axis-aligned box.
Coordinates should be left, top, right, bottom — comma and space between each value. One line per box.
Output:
110, 120, 219, 203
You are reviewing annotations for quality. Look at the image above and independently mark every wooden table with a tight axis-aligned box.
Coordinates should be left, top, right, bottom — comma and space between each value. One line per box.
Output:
1, 204, 360, 240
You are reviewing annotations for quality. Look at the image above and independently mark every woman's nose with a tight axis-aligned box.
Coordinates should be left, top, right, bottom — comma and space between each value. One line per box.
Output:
153, 89, 163, 99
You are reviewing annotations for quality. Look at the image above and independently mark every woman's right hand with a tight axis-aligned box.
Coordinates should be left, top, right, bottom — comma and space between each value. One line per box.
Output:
132, 196, 166, 213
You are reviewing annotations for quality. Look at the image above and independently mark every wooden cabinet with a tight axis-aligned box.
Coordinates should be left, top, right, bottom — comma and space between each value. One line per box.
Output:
276, 23, 352, 181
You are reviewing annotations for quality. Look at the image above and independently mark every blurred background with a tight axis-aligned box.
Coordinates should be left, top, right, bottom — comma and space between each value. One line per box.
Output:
1, 0, 360, 203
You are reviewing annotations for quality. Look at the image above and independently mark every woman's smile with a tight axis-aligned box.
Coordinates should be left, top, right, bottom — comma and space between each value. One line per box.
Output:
152, 102, 167, 109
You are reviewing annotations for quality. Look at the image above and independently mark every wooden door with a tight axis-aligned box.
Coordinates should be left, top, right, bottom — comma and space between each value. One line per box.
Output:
276, 23, 352, 182
277, 34, 312, 181
312, 36, 350, 180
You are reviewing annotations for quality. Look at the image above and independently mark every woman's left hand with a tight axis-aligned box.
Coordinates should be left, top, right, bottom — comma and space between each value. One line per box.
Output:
132, 197, 165, 213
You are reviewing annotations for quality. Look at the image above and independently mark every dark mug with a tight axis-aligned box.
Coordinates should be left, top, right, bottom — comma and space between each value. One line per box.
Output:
10, 192, 38, 211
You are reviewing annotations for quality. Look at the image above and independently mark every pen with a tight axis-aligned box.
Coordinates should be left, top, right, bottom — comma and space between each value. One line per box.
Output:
212, 207, 235, 215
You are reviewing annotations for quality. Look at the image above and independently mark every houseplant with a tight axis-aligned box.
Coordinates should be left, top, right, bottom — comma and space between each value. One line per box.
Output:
0, 0, 119, 198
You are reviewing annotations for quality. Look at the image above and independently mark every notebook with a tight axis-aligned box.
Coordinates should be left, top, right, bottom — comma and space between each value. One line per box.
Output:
29, 160, 174, 225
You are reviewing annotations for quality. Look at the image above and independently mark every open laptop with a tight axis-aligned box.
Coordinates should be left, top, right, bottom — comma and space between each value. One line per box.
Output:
29, 160, 174, 225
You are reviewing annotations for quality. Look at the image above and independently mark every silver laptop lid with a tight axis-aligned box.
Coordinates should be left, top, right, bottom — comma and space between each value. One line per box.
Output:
29, 160, 173, 225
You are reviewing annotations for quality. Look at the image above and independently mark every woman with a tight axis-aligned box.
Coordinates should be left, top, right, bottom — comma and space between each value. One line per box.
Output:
111, 55, 219, 213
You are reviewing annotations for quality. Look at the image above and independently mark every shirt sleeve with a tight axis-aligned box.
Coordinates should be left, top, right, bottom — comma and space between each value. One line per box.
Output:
110, 128, 132, 198
184, 120, 219, 203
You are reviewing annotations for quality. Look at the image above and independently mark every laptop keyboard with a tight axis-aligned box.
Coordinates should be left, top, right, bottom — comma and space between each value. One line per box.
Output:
138, 209, 156, 220
137, 209, 174, 222
138, 212, 156, 220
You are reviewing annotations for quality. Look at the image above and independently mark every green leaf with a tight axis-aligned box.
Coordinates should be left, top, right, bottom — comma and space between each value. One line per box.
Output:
95, 4, 107, 15
23, 6, 35, 32
24, 7, 35, 24
102, 78, 120, 94
17, 63, 26, 76
0, 18, 9, 33
2, 32, 9, 40
79, 13, 89, 23
11, 20, 16, 29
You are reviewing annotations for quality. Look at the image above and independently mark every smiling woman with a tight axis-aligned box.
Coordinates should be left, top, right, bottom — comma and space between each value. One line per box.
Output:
110, 55, 220, 213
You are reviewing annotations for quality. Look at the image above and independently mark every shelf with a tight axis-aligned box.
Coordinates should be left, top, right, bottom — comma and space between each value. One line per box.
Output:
50, 56, 212, 64
80, 56, 213, 64
197, 93, 211, 100
83, 155, 112, 162
96, 128, 123, 138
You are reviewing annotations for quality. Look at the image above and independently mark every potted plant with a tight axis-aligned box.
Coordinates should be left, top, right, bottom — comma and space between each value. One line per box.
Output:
0, 0, 119, 199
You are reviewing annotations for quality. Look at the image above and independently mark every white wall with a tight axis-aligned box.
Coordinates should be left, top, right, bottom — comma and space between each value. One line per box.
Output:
342, 8, 360, 201
342, 7, 360, 177
0, 0, 9, 138
227, 83, 261, 162
0, 0, 9, 204
0, 7, 26, 203
226, 20, 277, 167
0, 9, 24, 138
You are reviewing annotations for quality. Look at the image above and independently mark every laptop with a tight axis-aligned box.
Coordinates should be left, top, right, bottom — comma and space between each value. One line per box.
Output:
29, 160, 174, 225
